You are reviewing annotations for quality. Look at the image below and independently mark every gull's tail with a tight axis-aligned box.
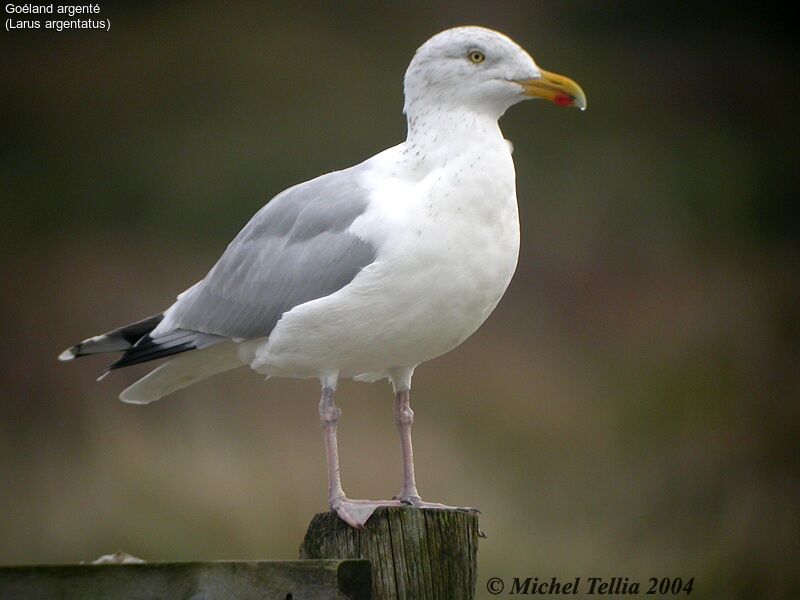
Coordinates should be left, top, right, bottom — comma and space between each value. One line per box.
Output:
118, 343, 243, 404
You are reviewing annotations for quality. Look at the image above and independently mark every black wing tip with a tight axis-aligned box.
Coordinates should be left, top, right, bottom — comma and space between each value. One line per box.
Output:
58, 313, 166, 364
106, 339, 196, 371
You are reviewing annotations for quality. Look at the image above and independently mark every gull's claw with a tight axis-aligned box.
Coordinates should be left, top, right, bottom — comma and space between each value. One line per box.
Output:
395, 496, 481, 514
330, 497, 406, 528
329, 496, 479, 528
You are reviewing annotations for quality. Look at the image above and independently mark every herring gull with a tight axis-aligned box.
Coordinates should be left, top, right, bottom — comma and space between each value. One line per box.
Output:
59, 26, 586, 528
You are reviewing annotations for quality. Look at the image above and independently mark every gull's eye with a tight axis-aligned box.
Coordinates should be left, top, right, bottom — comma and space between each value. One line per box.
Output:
468, 49, 485, 64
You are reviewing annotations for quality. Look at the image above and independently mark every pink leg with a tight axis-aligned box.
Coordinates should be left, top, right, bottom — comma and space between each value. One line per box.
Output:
393, 389, 479, 514
319, 386, 404, 528
394, 389, 420, 501
319, 386, 345, 503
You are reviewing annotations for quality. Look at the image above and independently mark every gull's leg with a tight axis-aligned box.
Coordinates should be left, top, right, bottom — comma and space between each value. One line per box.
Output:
390, 372, 479, 514
394, 388, 421, 502
318, 377, 403, 528
319, 385, 346, 506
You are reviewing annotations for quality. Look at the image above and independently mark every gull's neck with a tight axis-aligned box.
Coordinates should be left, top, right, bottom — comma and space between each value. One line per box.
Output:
401, 105, 507, 171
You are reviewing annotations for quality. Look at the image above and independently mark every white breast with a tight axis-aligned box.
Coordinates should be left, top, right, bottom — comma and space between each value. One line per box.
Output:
251, 136, 520, 379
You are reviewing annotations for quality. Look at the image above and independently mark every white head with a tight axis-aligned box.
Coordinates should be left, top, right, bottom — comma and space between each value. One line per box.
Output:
404, 26, 586, 120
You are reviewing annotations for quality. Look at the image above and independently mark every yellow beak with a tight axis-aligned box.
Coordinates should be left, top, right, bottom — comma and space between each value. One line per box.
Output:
516, 69, 587, 110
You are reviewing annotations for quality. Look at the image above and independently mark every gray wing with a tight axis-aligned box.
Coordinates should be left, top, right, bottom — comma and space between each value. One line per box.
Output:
173, 166, 376, 338
110, 166, 376, 369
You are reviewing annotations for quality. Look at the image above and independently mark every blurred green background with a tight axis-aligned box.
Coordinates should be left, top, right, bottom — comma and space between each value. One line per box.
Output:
1, 2, 798, 598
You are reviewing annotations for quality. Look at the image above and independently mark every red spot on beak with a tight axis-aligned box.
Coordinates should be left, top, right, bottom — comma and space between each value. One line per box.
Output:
554, 94, 573, 107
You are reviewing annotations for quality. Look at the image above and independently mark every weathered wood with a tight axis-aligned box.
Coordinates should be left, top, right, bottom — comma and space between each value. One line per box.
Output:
300, 507, 479, 600
0, 559, 371, 600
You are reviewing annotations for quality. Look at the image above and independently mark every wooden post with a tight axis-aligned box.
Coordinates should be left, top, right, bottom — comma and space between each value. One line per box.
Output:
0, 559, 371, 600
300, 507, 479, 600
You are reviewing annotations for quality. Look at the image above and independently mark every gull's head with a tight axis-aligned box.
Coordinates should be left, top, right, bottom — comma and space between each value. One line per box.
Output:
404, 26, 586, 119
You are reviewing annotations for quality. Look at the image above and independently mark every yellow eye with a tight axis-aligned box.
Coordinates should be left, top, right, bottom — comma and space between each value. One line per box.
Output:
468, 50, 485, 64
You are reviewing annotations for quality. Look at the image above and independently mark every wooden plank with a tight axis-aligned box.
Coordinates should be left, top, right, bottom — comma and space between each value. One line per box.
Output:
300, 507, 479, 600
0, 559, 372, 600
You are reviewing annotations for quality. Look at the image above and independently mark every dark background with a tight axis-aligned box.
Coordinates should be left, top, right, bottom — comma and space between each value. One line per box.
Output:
1, 2, 798, 598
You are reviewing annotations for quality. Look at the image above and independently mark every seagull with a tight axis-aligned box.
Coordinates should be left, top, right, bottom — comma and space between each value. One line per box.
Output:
59, 26, 585, 528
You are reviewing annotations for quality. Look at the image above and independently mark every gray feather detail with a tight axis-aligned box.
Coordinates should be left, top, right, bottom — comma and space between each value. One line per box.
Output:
162, 165, 376, 340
